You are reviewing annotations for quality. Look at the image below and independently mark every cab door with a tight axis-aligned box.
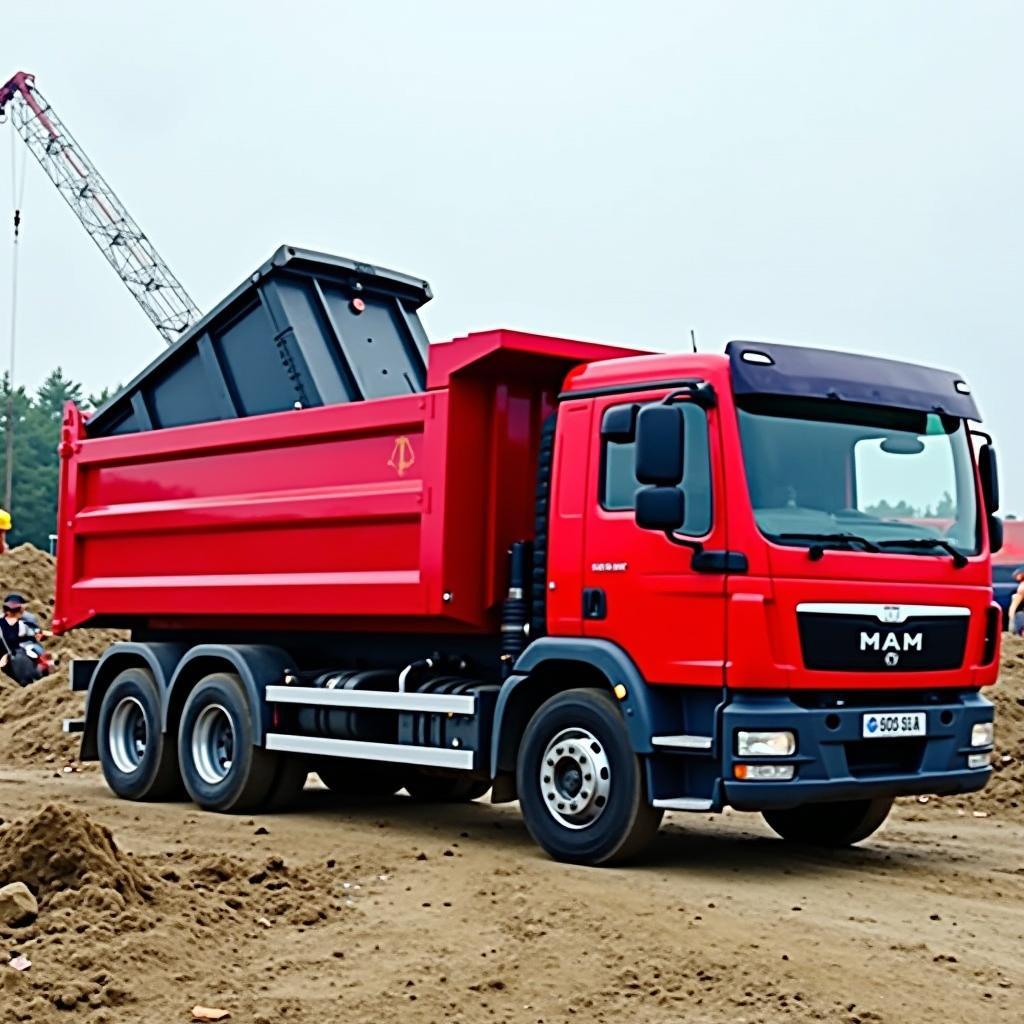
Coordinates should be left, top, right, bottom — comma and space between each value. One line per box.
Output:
580, 392, 729, 686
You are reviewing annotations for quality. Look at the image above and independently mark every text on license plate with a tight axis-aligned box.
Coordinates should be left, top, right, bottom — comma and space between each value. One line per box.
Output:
862, 712, 927, 739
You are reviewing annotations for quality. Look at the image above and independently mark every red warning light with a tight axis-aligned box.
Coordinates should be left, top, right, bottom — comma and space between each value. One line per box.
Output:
350, 297, 366, 314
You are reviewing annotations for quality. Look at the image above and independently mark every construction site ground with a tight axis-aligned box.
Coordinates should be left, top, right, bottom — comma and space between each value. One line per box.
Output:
1, 546, 1023, 1024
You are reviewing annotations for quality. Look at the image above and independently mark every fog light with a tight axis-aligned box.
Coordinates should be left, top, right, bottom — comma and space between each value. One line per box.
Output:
968, 752, 991, 769
736, 730, 795, 757
734, 763, 795, 781
971, 722, 993, 747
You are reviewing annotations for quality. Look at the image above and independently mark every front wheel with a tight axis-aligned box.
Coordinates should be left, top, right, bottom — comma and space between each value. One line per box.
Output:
762, 796, 893, 847
516, 688, 662, 865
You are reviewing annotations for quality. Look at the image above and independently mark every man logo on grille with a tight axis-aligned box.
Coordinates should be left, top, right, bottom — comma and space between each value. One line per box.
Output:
388, 436, 415, 477
884, 651, 900, 667
860, 631, 923, 654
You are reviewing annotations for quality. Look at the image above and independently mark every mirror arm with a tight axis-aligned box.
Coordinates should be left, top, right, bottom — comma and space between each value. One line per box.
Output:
663, 532, 704, 554
664, 382, 716, 409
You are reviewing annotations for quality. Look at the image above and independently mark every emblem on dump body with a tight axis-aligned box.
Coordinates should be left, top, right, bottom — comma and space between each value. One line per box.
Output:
388, 436, 415, 477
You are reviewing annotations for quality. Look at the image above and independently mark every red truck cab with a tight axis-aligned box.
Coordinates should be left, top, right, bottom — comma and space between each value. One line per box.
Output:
527, 341, 1000, 834
56, 249, 1002, 865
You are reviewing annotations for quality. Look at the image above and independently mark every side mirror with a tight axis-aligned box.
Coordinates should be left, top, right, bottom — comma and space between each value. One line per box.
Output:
636, 486, 686, 532
978, 444, 1000, 515
635, 405, 685, 486
600, 403, 639, 443
988, 514, 1004, 555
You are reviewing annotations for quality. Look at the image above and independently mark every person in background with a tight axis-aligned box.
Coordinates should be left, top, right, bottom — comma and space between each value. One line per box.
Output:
17, 610, 56, 678
1008, 567, 1024, 638
0, 509, 10, 554
0, 593, 41, 686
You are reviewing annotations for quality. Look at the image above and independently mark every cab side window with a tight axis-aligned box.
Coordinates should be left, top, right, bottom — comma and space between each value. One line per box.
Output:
601, 402, 713, 536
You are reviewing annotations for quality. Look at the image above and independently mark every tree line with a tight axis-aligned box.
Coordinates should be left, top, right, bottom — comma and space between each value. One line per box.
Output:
0, 370, 112, 551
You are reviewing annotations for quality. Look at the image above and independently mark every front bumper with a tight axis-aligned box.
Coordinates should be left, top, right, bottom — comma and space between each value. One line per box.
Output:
720, 690, 994, 811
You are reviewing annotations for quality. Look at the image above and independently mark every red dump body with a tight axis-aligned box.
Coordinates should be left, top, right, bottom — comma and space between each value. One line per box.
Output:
54, 330, 639, 636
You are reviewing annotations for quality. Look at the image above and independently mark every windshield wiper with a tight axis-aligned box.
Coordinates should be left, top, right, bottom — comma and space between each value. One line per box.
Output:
777, 532, 882, 561
876, 538, 969, 569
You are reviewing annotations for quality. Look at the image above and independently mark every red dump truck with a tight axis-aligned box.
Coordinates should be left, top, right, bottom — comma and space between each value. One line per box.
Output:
57, 248, 1003, 865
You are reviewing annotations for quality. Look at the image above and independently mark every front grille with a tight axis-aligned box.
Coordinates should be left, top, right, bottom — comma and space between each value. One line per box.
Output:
844, 738, 926, 778
798, 613, 968, 673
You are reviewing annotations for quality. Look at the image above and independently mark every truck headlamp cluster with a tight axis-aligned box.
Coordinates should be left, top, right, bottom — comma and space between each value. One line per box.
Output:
736, 730, 796, 757
970, 722, 993, 748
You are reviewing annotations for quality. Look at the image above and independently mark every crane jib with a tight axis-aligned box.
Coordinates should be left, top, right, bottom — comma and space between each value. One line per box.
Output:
0, 70, 201, 344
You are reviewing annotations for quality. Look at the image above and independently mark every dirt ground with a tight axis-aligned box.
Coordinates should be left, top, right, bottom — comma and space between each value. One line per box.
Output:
2, 546, 1024, 1024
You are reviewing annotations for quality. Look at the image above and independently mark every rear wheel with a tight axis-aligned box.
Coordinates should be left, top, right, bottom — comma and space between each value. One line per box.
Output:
404, 770, 491, 803
762, 797, 893, 847
317, 759, 403, 798
516, 688, 662, 865
97, 667, 181, 800
177, 672, 279, 813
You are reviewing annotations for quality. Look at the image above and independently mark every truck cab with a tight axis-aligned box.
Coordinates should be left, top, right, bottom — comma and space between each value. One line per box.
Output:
516, 341, 1000, 851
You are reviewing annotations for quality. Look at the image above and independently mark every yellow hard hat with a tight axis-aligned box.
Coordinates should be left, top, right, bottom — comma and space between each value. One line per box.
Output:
0, 509, 11, 531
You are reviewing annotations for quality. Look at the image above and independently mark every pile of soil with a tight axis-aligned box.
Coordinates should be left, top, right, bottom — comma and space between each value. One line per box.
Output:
0, 804, 155, 908
0, 545, 124, 766
0, 804, 159, 1020
0, 545, 61, 621
0, 804, 342, 1022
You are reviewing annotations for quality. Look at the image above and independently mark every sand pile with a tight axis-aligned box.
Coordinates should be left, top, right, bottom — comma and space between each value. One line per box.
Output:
0, 805, 159, 1020
0, 544, 60, 620
0, 805, 340, 1022
0, 804, 155, 910
0, 544, 125, 766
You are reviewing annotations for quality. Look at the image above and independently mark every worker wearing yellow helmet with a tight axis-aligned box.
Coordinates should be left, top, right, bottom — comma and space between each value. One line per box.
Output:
0, 509, 10, 553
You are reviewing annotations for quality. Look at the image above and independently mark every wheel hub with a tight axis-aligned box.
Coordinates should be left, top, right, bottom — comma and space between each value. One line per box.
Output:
109, 696, 148, 774
193, 704, 235, 785
538, 727, 611, 830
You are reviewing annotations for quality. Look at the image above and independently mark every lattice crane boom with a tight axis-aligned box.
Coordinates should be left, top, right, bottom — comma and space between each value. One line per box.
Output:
0, 71, 200, 343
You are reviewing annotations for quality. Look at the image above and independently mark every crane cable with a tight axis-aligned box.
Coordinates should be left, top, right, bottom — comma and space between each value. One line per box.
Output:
5, 122, 27, 513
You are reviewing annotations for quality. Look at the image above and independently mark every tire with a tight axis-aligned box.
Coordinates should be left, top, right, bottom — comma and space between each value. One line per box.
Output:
177, 672, 278, 813
762, 796, 893, 847
317, 759, 403, 798
404, 770, 491, 803
97, 667, 181, 801
516, 688, 663, 865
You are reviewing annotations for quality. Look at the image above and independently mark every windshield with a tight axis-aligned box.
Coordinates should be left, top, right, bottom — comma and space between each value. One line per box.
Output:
736, 396, 980, 556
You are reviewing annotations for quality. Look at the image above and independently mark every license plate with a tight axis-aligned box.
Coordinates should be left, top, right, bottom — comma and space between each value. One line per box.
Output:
862, 711, 927, 739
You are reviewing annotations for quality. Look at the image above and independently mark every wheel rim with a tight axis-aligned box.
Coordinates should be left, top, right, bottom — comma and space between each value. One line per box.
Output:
538, 726, 611, 830
192, 704, 235, 785
109, 696, 148, 774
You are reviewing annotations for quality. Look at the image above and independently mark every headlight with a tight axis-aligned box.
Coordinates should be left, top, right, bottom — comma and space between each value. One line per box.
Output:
968, 752, 991, 769
736, 730, 796, 757
971, 722, 994, 748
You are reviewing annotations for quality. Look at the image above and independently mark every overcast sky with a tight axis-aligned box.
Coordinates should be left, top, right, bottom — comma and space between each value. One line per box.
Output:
3, 2, 1021, 511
